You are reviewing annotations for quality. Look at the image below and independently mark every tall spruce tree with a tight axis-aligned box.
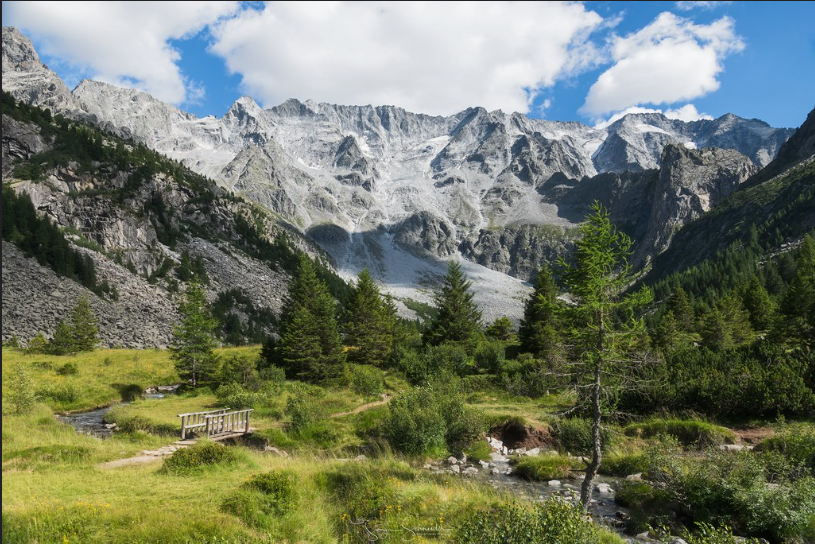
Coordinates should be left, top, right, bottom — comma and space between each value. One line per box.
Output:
279, 255, 345, 382
342, 269, 393, 367
559, 201, 652, 511
70, 295, 98, 351
778, 233, 815, 346
518, 266, 560, 357
423, 261, 482, 349
49, 319, 77, 355
170, 282, 219, 387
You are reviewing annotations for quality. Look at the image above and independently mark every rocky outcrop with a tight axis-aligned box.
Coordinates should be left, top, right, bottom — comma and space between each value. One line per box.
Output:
2, 114, 47, 177
637, 145, 758, 263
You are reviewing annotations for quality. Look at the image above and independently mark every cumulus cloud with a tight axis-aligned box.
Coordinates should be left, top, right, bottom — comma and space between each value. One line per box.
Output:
582, 12, 743, 117
594, 103, 713, 129
675, 1, 733, 11
3, 1, 239, 105
209, 2, 603, 116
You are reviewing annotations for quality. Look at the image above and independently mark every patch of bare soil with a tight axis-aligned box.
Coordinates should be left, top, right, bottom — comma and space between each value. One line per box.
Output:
489, 419, 552, 449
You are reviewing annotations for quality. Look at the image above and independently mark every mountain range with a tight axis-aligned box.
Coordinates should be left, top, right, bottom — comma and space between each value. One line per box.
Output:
2, 25, 812, 344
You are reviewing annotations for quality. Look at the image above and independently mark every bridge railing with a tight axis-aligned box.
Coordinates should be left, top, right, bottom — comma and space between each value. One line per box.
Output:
178, 408, 253, 439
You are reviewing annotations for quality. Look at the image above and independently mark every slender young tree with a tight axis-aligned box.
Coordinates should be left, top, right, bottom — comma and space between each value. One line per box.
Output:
342, 269, 393, 367
278, 255, 345, 382
170, 282, 219, 387
559, 201, 652, 511
423, 261, 482, 350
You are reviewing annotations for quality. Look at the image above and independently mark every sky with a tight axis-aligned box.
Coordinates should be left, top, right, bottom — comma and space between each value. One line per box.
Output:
2, 1, 813, 128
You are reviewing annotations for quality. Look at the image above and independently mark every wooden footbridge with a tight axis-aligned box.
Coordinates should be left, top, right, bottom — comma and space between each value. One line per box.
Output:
178, 408, 254, 441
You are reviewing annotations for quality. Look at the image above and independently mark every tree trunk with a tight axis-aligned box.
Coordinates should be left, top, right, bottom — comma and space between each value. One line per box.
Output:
580, 311, 604, 511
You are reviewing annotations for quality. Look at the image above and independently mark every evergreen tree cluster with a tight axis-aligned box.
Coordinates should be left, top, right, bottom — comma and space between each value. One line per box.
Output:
23, 296, 99, 355
2, 186, 113, 298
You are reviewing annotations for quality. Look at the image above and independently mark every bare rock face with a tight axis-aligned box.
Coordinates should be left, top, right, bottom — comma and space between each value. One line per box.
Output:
636, 144, 758, 264
1, 27, 76, 115
2, 115, 48, 177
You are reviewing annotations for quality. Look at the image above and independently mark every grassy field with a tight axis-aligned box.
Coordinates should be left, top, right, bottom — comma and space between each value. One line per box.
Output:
4, 345, 812, 543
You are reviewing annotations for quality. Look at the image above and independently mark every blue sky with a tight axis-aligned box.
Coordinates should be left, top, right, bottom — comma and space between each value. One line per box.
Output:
3, 1, 813, 128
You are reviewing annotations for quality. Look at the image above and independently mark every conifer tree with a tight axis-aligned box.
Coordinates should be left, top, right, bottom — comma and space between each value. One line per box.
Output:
666, 286, 693, 331
485, 316, 515, 342
423, 261, 482, 349
742, 275, 775, 331
518, 266, 560, 357
558, 201, 652, 511
279, 255, 345, 382
70, 295, 98, 351
49, 319, 77, 355
778, 233, 815, 346
170, 282, 219, 387
342, 269, 393, 367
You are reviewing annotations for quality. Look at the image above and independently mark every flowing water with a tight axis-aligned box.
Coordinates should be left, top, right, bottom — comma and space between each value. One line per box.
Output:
56, 393, 167, 438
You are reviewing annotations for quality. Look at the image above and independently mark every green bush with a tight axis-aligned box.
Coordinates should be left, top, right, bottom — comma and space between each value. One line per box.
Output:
382, 387, 447, 455
4, 363, 36, 415
36, 383, 79, 404
624, 419, 736, 448
455, 498, 618, 543
215, 383, 264, 410
160, 440, 241, 474
757, 424, 815, 476
464, 440, 493, 463
474, 341, 505, 374
285, 386, 325, 433
259, 365, 286, 385
514, 455, 581, 481
55, 362, 79, 375
553, 418, 614, 456
349, 364, 384, 397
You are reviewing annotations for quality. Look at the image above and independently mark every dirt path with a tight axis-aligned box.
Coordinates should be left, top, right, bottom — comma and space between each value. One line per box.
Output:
330, 394, 391, 418
98, 441, 195, 468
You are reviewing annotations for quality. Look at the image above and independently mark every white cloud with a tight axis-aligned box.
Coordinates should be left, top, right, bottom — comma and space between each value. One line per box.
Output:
582, 12, 743, 116
4, 1, 239, 105
209, 2, 603, 116
675, 1, 733, 11
594, 103, 712, 129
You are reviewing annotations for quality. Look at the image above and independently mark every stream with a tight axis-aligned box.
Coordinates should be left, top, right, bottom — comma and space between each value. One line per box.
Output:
56, 392, 168, 438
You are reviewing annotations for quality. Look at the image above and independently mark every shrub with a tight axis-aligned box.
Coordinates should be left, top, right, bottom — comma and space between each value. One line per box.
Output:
259, 365, 286, 385
349, 364, 384, 397
24, 332, 49, 354
514, 455, 581, 481
215, 383, 264, 410
285, 386, 325, 432
624, 419, 736, 448
464, 440, 493, 463
55, 362, 79, 376
455, 498, 615, 543
115, 383, 143, 402
161, 440, 241, 474
444, 403, 487, 455
36, 383, 79, 404
383, 387, 447, 455
4, 363, 36, 415
553, 418, 614, 456
757, 424, 815, 476
474, 341, 505, 374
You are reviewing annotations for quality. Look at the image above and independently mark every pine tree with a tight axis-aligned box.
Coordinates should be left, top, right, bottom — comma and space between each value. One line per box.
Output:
665, 286, 693, 331
48, 319, 77, 355
558, 201, 652, 511
278, 255, 345, 382
70, 295, 98, 351
342, 269, 393, 367
518, 266, 560, 357
741, 276, 775, 331
170, 282, 219, 387
485, 316, 515, 342
423, 261, 482, 350
778, 233, 815, 345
